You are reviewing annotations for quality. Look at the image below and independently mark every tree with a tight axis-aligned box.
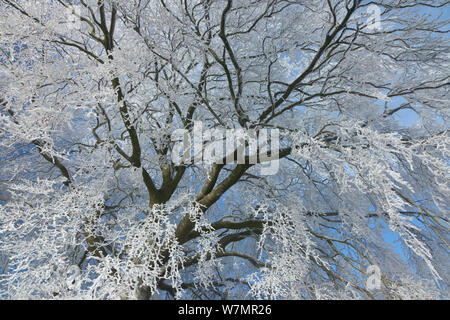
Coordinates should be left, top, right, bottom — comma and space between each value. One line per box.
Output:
0, 0, 448, 300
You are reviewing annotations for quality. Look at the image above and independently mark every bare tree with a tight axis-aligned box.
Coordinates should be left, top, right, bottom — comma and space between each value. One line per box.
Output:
0, 0, 448, 299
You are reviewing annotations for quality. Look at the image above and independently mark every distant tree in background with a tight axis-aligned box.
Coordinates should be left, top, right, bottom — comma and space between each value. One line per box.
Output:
0, 0, 448, 299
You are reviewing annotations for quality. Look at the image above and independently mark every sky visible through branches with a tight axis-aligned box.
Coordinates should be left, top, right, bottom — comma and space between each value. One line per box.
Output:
0, 0, 449, 300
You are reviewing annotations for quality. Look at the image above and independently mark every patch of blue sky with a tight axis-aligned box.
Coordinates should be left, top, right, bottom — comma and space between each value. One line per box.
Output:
387, 96, 420, 127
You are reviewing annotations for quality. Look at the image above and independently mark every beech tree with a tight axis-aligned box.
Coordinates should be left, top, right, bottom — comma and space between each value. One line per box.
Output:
0, 0, 448, 300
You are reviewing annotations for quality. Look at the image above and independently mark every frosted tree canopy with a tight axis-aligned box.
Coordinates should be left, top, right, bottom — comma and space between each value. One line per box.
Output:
0, 0, 448, 299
